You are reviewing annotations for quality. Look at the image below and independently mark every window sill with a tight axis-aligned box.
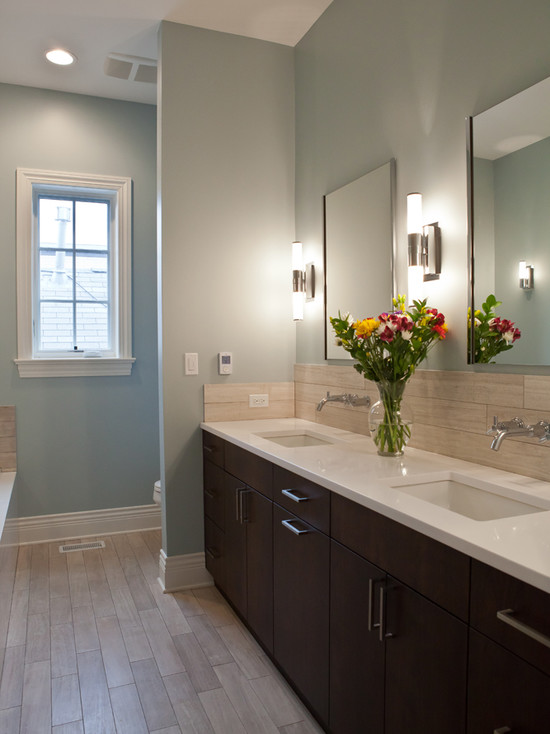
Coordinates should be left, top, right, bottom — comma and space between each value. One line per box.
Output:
14, 358, 136, 378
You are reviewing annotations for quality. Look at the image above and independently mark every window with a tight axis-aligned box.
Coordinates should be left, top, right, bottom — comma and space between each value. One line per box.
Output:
15, 169, 134, 377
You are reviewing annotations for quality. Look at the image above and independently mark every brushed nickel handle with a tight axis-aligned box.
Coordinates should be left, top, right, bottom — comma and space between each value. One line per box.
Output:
281, 488, 309, 503
367, 578, 381, 632
379, 585, 393, 642
497, 608, 550, 649
205, 547, 220, 560
204, 488, 215, 499
494, 728, 511, 733
204, 444, 214, 453
281, 518, 309, 535
235, 487, 246, 522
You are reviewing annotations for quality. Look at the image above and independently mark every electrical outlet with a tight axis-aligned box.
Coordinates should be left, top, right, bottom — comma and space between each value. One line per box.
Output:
249, 394, 269, 408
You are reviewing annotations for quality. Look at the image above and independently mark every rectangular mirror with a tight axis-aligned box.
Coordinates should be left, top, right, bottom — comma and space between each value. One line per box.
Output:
324, 160, 396, 359
468, 76, 550, 366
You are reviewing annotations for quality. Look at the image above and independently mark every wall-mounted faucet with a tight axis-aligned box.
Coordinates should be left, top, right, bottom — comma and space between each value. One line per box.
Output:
316, 391, 371, 412
487, 415, 550, 450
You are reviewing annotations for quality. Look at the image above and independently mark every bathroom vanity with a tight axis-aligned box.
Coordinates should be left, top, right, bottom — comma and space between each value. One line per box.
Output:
201, 418, 550, 734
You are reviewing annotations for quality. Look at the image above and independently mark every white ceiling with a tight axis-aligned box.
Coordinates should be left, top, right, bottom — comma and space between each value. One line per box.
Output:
0, 0, 333, 105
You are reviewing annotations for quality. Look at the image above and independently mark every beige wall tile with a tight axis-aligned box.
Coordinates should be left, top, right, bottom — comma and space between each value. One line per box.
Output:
204, 383, 293, 404
0, 405, 16, 471
524, 376, 550, 412
408, 371, 475, 402
204, 401, 294, 423
408, 396, 486, 435
473, 373, 524, 408
294, 364, 365, 390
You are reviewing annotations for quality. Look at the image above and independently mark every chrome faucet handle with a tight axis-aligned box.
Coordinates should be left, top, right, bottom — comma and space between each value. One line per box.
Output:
487, 415, 500, 435
533, 420, 550, 443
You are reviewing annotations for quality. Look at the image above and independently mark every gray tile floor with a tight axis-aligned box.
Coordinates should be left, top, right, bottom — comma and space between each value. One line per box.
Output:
0, 531, 325, 733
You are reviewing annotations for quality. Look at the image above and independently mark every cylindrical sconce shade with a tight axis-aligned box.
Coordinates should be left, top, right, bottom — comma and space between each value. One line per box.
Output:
407, 193, 423, 235
292, 241, 305, 321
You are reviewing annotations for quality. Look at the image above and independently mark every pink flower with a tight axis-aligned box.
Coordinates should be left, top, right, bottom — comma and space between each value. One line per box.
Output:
378, 325, 395, 343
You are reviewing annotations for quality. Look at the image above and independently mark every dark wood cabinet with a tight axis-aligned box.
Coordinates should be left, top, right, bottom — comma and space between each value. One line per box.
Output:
468, 629, 550, 733
202, 430, 550, 734
273, 503, 330, 727
329, 538, 468, 734
384, 578, 467, 734
202, 435, 273, 653
330, 540, 385, 734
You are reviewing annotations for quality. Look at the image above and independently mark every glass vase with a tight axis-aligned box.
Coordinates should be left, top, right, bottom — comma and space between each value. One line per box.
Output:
368, 380, 413, 457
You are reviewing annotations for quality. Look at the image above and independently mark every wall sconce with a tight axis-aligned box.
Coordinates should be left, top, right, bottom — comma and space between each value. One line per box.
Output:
519, 260, 534, 290
292, 241, 315, 321
407, 193, 442, 282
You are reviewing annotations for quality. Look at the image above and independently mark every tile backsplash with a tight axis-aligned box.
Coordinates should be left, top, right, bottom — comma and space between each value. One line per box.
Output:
295, 365, 550, 482
204, 382, 294, 422
0, 406, 16, 472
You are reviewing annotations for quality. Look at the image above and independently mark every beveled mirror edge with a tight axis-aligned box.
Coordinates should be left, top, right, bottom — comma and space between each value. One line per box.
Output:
466, 115, 475, 365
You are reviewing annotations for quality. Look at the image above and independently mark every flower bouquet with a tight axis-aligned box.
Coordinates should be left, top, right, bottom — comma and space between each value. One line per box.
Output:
330, 295, 448, 456
469, 294, 521, 364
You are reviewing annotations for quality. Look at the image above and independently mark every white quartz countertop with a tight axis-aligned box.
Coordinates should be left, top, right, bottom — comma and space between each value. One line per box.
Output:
201, 418, 550, 594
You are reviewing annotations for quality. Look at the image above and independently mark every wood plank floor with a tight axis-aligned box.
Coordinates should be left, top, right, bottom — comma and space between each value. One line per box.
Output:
0, 532, 324, 734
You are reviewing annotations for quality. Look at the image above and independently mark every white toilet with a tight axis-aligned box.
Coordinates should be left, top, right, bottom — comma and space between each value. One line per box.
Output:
153, 479, 161, 507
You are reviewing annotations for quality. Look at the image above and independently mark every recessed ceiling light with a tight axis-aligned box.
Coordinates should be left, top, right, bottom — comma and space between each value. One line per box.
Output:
45, 48, 77, 66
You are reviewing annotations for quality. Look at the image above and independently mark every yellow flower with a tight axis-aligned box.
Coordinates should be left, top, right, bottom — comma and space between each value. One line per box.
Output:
353, 318, 380, 337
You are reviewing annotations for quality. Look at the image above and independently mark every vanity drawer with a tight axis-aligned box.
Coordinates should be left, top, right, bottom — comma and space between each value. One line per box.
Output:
470, 560, 550, 676
225, 442, 272, 499
273, 466, 330, 534
331, 492, 470, 620
204, 516, 224, 588
203, 460, 225, 530
202, 432, 225, 468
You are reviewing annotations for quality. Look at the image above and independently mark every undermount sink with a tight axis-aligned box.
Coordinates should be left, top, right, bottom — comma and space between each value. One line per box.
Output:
390, 473, 547, 521
255, 429, 337, 448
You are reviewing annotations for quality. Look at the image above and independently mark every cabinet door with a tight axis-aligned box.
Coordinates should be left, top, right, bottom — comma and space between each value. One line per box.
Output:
223, 473, 248, 617
273, 504, 330, 727
330, 540, 385, 734
468, 629, 550, 733
245, 489, 273, 653
384, 579, 468, 734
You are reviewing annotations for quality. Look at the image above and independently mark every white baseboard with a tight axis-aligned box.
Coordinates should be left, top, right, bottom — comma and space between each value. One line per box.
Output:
2, 504, 161, 546
158, 548, 213, 592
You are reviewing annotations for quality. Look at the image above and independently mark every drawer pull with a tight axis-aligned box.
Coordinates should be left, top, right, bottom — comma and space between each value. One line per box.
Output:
204, 445, 214, 453
281, 488, 309, 503
281, 518, 309, 535
205, 547, 220, 560
367, 578, 381, 632
497, 608, 550, 649
204, 488, 216, 499
379, 585, 393, 642
494, 728, 511, 733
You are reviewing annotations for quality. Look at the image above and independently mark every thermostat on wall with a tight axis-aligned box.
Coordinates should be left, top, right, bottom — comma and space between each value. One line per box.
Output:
218, 352, 233, 375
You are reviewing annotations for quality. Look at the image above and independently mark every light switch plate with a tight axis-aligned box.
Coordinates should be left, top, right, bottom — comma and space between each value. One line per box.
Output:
184, 353, 198, 375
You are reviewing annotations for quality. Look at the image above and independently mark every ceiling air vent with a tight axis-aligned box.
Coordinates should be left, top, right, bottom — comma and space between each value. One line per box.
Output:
104, 53, 157, 84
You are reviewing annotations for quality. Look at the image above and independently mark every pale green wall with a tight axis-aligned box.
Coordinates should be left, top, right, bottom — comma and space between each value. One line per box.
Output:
295, 0, 550, 369
0, 83, 159, 517
158, 23, 295, 556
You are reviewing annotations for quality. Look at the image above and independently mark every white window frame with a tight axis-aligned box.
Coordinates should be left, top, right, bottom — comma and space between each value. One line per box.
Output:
15, 168, 135, 377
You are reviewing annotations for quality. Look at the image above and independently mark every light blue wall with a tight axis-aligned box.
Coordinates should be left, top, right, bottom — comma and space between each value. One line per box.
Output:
295, 0, 550, 369
0, 83, 159, 517
493, 137, 550, 364
158, 22, 295, 557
